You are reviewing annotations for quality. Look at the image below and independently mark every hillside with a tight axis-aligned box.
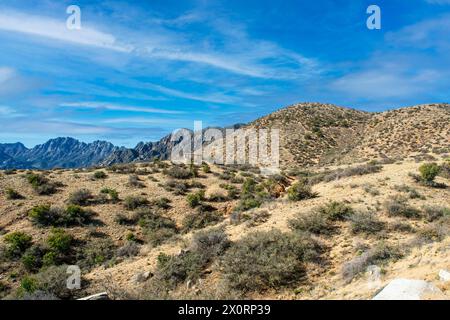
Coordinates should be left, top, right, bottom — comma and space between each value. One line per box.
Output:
1, 103, 449, 170
0, 155, 449, 300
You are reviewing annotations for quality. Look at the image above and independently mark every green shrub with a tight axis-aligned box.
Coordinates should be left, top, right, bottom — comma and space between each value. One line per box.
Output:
25, 173, 57, 195
186, 190, 205, 208
234, 197, 262, 212
148, 228, 229, 292
349, 211, 384, 234
221, 230, 321, 292
182, 209, 223, 232
201, 163, 211, 173
67, 189, 93, 206
317, 201, 354, 221
28, 204, 93, 227
93, 171, 107, 179
21, 245, 45, 271
289, 210, 333, 235
419, 163, 440, 182
124, 196, 148, 210
5, 188, 24, 200
19, 276, 38, 295
100, 188, 119, 202
287, 180, 317, 201
4, 231, 33, 258
165, 166, 193, 179
47, 229, 72, 254
139, 212, 178, 246
81, 238, 116, 268
152, 197, 171, 209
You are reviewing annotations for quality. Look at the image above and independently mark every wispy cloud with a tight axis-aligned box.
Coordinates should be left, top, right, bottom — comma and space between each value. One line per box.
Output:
60, 102, 184, 114
0, 9, 132, 52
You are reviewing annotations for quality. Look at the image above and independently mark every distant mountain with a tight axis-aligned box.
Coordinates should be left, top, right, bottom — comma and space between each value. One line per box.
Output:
1, 103, 449, 170
0, 137, 116, 169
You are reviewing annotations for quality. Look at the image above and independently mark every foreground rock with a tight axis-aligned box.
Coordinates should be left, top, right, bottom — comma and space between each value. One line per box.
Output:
372, 279, 444, 300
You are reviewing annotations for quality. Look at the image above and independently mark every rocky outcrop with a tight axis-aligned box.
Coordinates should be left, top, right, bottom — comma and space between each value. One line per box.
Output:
372, 279, 445, 300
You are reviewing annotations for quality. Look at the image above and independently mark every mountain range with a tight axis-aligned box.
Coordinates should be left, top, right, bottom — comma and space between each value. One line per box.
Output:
1, 102, 449, 170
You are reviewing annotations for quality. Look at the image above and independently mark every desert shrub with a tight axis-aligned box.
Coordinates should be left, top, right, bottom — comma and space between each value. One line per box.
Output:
289, 210, 333, 235
47, 229, 72, 254
422, 206, 450, 222
114, 213, 136, 225
186, 190, 205, 208
439, 160, 450, 179
287, 180, 317, 201
221, 230, 321, 292
348, 211, 384, 235
93, 171, 107, 179
28, 204, 93, 227
341, 243, 403, 282
161, 180, 190, 195
4, 169, 16, 175
165, 166, 193, 179
4, 232, 33, 258
28, 204, 58, 226
108, 163, 136, 174
317, 201, 354, 221
416, 216, 450, 243
234, 197, 262, 212
21, 245, 46, 271
419, 163, 440, 182
60, 205, 94, 226
116, 241, 140, 258
139, 212, 178, 247
81, 238, 116, 268
18, 265, 74, 299
182, 209, 223, 232
25, 173, 57, 195
309, 164, 383, 184
67, 189, 93, 206
128, 174, 145, 188
152, 197, 171, 209
147, 228, 229, 293
124, 196, 148, 210
5, 188, 24, 200
201, 163, 211, 173
100, 188, 119, 203
220, 184, 239, 199
246, 210, 271, 227
384, 197, 420, 218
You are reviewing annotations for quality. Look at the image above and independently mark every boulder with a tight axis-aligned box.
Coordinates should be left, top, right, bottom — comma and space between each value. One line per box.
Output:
439, 269, 450, 282
372, 279, 444, 300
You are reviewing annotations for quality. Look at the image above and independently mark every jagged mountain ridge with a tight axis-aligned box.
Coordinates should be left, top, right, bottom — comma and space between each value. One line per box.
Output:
0, 137, 116, 169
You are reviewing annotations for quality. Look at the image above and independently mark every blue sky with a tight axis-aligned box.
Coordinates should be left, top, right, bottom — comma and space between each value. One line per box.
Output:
0, 0, 449, 147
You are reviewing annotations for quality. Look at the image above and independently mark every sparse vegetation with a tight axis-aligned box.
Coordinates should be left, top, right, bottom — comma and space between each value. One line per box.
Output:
384, 197, 421, 218
287, 179, 317, 201
25, 173, 57, 195
67, 189, 93, 206
93, 171, 107, 179
348, 211, 384, 235
4, 232, 33, 258
221, 230, 321, 292
5, 188, 24, 200
124, 196, 148, 210
28, 204, 94, 227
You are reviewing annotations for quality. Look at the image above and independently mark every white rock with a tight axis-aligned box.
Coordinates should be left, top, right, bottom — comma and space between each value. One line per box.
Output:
372, 279, 443, 300
439, 269, 450, 282
78, 292, 109, 300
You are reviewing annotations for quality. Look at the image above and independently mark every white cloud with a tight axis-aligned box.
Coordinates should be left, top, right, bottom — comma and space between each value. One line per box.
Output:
60, 102, 184, 114
0, 67, 15, 84
386, 14, 450, 50
0, 10, 132, 52
426, 0, 450, 4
